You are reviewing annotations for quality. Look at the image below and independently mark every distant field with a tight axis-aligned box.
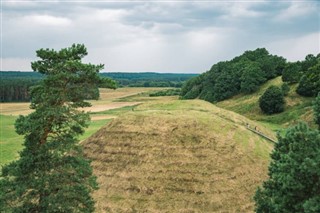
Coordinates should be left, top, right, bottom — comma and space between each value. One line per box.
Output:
0, 87, 168, 166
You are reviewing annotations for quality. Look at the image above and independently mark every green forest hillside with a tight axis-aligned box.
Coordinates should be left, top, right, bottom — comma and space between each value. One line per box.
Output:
83, 99, 274, 212
180, 48, 319, 130
216, 77, 315, 129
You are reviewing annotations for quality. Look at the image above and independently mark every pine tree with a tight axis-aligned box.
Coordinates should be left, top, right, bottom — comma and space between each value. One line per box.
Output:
0, 44, 115, 212
254, 123, 320, 212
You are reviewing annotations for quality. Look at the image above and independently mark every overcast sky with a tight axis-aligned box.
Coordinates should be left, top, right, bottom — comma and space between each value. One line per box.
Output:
1, 0, 319, 73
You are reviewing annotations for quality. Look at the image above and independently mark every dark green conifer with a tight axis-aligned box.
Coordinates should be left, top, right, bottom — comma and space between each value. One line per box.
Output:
254, 123, 320, 212
0, 44, 115, 212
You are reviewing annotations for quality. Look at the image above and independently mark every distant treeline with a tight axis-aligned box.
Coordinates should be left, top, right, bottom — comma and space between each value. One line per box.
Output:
101, 72, 197, 87
0, 71, 197, 102
181, 48, 320, 102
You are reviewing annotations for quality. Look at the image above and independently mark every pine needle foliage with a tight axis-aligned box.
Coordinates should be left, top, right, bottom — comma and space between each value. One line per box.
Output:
0, 44, 114, 212
254, 123, 320, 212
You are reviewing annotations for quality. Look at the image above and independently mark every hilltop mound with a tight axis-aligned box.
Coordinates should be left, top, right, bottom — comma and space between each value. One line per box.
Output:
83, 100, 274, 212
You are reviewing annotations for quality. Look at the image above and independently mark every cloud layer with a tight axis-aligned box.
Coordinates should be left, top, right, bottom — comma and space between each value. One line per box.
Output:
1, 1, 319, 73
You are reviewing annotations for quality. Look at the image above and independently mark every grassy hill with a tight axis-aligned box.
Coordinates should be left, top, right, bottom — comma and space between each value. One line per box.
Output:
216, 76, 315, 131
0, 87, 165, 166
83, 99, 274, 212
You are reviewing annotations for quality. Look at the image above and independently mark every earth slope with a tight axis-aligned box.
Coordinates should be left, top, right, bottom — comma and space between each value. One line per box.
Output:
83, 100, 274, 212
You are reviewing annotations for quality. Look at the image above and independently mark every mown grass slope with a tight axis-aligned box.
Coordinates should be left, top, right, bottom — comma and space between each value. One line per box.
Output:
0, 88, 166, 167
216, 76, 315, 131
83, 99, 274, 212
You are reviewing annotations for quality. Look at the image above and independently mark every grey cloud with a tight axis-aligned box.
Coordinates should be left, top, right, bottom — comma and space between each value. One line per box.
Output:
1, 0, 319, 72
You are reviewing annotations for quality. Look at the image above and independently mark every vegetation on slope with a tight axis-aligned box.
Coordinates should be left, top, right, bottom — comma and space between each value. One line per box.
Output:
0, 87, 165, 166
255, 123, 320, 212
216, 77, 315, 129
83, 99, 274, 212
180, 49, 319, 131
180, 48, 286, 102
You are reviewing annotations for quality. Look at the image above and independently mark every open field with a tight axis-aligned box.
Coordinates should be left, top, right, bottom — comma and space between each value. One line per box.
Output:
83, 99, 274, 212
0, 115, 24, 166
0, 87, 167, 166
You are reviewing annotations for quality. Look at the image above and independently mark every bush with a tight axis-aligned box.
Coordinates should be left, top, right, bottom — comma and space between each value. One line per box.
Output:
259, 85, 285, 114
281, 83, 290, 96
149, 89, 181, 97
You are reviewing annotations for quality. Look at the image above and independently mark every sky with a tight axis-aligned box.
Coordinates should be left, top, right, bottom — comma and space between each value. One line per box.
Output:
1, 0, 319, 73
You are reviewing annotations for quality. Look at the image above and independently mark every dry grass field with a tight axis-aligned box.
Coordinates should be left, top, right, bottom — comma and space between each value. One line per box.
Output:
1, 87, 277, 212
0, 87, 167, 166
0, 87, 165, 116
83, 99, 274, 212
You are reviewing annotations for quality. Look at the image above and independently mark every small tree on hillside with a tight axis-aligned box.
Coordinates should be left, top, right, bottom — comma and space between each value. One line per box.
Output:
314, 92, 320, 129
0, 44, 115, 212
254, 123, 320, 212
282, 62, 302, 84
259, 86, 285, 114
281, 82, 290, 96
296, 61, 320, 97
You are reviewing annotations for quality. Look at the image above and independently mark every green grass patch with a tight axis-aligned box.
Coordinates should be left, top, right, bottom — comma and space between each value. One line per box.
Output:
257, 101, 313, 125
217, 77, 315, 128
91, 105, 137, 115
0, 114, 112, 166
79, 119, 112, 141
0, 115, 24, 166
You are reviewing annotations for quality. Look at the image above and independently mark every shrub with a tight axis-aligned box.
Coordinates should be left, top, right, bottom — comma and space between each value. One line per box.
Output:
281, 82, 290, 96
259, 85, 285, 114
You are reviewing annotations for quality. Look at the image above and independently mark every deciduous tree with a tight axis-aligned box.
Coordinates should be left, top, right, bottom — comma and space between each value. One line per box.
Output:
259, 86, 285, 114
314, 92, 320, 129
296, 61, 320, 97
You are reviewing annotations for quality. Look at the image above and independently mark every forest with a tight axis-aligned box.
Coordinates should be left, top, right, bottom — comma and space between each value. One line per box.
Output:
0, 72, 197, 102
180, 48, 320, 102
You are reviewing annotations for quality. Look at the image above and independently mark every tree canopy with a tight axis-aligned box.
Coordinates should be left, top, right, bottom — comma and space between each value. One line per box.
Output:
180, 48, 286, 102
254, 123, 320, 212
0, 44, 115, 212
314, 93, 320, 129
296, 59, 320, 97
259, 86, 285, 114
